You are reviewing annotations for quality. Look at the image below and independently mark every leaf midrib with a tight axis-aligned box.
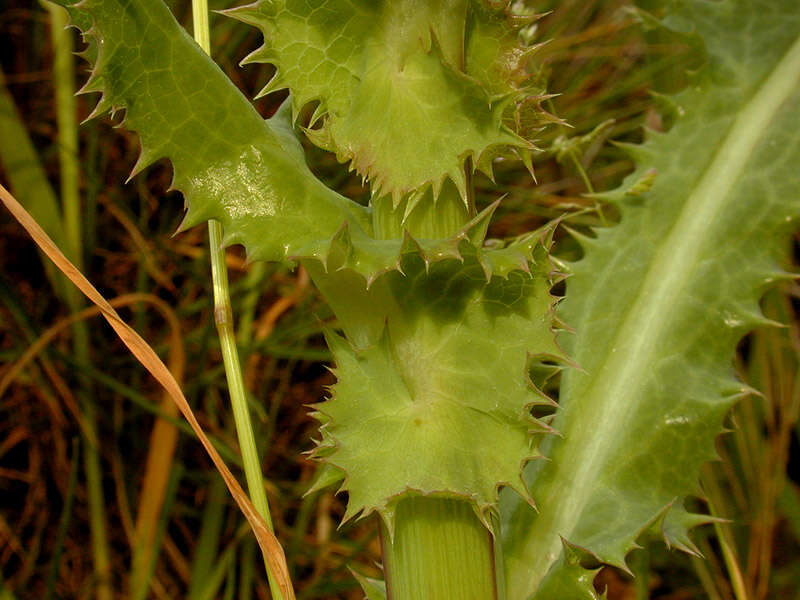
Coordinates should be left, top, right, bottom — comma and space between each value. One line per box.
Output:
523, 31, 800, 593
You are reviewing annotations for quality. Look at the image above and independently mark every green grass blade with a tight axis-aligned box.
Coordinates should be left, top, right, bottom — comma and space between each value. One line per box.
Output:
43, 438, 80, 600
0, 66, 67, 298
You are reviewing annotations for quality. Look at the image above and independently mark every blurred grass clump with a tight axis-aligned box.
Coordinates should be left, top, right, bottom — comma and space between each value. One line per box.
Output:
1, 0, 798, 598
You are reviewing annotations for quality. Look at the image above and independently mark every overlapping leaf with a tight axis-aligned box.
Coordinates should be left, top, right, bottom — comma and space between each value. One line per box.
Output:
311, 245, 565, 531
57, 0, 376, 264
225, 0, 547, 202
59, 0, 571, 533
56, 0, 800, 595
58, 0, 550, 286
500, 1, 800, 597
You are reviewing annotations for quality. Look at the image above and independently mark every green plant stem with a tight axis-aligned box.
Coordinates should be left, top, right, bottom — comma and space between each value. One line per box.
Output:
630, 547, 650, 600
381, 497, 498, 600
189, 3, 284, 598
189, 475, 228, 599
43, 438, 80, 600
208, 168, 284, 600
47, 5, 113, 599
691, 554, 725, 600
703, 469, 749, 600
238, 537, 257, 600
208, 221, 273, 531
237, 261, 268, 345
372, 180, 470, 240
47, 2, 80, 267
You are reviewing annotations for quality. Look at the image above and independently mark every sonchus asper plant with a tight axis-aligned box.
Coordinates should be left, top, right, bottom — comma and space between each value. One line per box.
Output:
40, 0, 800, 597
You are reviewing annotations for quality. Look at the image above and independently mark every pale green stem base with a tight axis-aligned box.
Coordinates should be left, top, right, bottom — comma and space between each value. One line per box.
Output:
381, 497, 498, 600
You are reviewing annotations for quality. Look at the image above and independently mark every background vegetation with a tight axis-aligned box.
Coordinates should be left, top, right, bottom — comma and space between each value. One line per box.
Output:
1, 0, 798, 598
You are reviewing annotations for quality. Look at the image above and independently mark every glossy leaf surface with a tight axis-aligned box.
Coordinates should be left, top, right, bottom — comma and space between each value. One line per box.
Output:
58, 0, 547, 285
59, 0, 376, 267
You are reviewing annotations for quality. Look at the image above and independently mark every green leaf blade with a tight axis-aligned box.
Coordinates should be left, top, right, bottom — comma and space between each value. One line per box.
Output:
313, 246, 564, 529
62, 0, 546, 283
228, 0, 543, 201
60, 0, 372, 267
501, 1, 800, 597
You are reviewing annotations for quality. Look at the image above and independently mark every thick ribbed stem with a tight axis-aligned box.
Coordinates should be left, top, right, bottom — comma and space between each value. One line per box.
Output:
381, 497, 498, 600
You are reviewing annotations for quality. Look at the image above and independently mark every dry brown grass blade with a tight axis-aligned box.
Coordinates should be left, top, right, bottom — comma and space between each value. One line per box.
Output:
0, 291, 186, 540
0, 293, 181, 400
132, 411, 180, 592
0, 291, 186, 555
97, 195, 178, 294
253, 267, 310, 342
0, 318, 97, 446
0, 183, 296, 599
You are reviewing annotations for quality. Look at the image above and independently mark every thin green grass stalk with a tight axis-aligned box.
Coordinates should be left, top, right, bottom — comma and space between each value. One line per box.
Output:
46, 5, 112, 599
47, 2, 80, 265
197, 533, 242, 600
702, 469, 749, 600
238, 537, 256, 600
691, 553, 726, 600
208, 221, 283, 599
43, 438, 80, 600
237, 261, 268, 345
629, 548, 650, 600
189, 3, 284, 598
224, 559, 237, 600
189, 476, 228, 599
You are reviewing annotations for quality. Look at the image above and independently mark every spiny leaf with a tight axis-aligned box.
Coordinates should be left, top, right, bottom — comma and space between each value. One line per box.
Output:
311, 246, 565, 532
500, 0, 800, 597
529, 539, 602, 600
57, 0, 543, 284
57, 0, 372, 265
225, 0, 547, 203
350, 569, 387, 600
56, 0, 568, 532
